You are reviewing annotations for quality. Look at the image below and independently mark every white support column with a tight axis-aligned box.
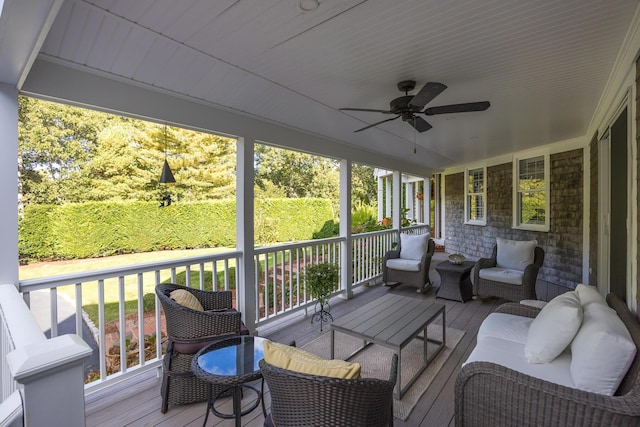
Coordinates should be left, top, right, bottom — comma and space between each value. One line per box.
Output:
392, 171, 401, 230
423, 177, 431, 228
385, 176, 392, 218
377, 176, 383, 221
236, 137, 257, 332
339, 159, 353, 299
0, 84, 19, 285
406, 182, 414, 221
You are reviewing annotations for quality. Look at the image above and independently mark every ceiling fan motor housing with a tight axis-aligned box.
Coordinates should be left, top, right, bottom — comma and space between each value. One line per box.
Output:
390, 95, 423, 115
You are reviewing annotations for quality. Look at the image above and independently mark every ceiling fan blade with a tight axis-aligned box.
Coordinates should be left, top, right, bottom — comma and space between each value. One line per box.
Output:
340, 107, 395, 114
353, 115, 400, 133
409, 82, 447, 109
423, 101, 490, 116
409, 116, 432, 133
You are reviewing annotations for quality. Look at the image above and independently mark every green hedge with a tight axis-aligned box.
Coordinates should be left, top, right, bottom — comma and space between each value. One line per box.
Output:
19, 198, 334, 262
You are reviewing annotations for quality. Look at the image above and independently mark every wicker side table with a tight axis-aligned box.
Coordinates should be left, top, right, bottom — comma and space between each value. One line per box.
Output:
192, 336, 267, 427
435, 260, 474, 302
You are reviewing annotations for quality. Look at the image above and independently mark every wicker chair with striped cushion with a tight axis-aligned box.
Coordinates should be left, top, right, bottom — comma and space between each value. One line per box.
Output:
156, 283, 248, 413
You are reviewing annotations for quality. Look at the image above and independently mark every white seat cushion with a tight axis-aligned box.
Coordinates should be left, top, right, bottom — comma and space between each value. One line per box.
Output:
464, 336, 575, 389
496, 238, 537, 271
386, 258, 421, 272
524, 291, 583, 364
478, 267, 524, 285
399, 233, 429, 261
570, 301, 636, 395
477, 312, 533, 344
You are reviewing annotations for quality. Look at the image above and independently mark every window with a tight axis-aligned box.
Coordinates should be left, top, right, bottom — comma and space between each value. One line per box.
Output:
465, 167, 486, 225
513, 152, 549, 231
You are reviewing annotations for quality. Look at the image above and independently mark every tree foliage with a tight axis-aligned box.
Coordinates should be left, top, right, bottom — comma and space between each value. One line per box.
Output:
18, 97, 377, 217
18, 97, 237, 205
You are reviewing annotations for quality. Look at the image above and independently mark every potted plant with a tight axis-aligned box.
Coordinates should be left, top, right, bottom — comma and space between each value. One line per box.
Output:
305, 262, 339, 330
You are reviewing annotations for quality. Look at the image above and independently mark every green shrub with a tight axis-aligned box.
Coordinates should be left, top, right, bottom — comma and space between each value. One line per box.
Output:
20, 198, 334, 261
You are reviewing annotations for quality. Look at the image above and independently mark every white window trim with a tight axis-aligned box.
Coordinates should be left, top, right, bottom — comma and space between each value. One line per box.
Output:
512, 150, 550, 232
464, 166, 487, 226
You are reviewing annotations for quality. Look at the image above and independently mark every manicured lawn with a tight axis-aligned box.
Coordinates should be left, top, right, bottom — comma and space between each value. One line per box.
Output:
19, 248, 236, 325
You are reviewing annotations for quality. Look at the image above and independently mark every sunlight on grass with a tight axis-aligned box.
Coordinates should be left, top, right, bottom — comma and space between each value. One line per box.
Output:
19, 248, 237, 325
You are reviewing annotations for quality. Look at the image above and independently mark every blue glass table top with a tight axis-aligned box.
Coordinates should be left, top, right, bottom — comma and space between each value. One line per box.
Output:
197, 336, 267, 377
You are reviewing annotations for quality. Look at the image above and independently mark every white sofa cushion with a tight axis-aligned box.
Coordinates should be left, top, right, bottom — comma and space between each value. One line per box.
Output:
496, 238, 537, 271
575, 283, 607, 307
478, 267, 524, 285
570, 301, 636, 395
385, 258, 421, 272
477, 312, 533, 344
524, 291, 583, 364
464, 336, 575, 389
399, 233, 429, 261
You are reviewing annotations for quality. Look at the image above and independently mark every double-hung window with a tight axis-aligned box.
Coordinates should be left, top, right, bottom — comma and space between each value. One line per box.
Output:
465, 166, 486, 225
513, 152, 549, 231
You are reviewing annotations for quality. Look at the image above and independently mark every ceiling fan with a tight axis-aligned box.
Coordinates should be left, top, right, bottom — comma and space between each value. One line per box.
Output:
340, 80, 490, 133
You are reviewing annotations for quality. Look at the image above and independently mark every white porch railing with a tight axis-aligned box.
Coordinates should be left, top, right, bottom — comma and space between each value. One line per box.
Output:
253, 237, 343, 326
9, 225, 430, 398
17, 251, 241, 393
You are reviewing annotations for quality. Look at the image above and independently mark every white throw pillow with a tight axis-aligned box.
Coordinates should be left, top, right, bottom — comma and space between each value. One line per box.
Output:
399, 233, 429, 261
524, 291, 583, 364
575, 283, 606, 307
570, 302, 636, 395
496, 238, 537, 271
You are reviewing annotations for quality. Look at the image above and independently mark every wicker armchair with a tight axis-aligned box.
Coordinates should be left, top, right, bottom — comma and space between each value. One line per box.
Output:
260, 354, 398, 427
156, 283, 248, 413
455, 294, 640, 427
383, 236, 435, 293
473, 243, 544, 302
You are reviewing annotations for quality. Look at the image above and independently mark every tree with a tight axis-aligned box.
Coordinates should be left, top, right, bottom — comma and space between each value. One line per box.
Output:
19, 97, 237, 205
18, 97, 121, 204
254, 144, 339, 201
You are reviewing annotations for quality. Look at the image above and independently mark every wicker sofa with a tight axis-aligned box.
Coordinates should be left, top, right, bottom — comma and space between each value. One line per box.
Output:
455, 292, 640, 426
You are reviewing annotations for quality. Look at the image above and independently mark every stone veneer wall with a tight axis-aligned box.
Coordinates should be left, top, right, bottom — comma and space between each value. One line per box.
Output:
444, 148, 584, 300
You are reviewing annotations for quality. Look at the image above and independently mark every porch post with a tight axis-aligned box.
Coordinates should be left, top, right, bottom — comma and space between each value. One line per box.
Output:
423, 177, 431, 227
340, 159, 353, 299
385, 176, 392, 218
406, 181, 415, 221
236, 137, 257, 332
0, 84, 19, 285
377, 175, 384, 221
392, 171, 401, 230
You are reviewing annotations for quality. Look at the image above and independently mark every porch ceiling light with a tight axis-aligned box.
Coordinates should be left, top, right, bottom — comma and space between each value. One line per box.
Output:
159, 124, 176, 184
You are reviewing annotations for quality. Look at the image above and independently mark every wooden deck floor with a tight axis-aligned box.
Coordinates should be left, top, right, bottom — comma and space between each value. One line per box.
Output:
85, 253, 505, 427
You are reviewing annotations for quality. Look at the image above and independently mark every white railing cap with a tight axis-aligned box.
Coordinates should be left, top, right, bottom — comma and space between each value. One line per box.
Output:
7, 334, 92, 382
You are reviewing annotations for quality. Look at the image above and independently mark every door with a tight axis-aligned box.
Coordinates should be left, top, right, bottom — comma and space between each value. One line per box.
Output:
598, 107, 628, 301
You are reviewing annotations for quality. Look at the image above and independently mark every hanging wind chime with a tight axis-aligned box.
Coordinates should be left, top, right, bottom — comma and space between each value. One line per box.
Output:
159, 124, 176, 207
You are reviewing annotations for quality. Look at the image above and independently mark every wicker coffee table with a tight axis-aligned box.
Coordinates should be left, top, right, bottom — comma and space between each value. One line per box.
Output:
330, 294, 445, 399
192, 336, 267, 427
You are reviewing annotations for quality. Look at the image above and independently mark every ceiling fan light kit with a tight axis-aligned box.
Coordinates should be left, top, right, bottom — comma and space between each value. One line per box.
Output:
340, 80, 490, 133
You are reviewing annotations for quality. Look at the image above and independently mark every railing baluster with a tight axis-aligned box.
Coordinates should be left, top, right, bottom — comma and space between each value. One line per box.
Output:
137, 273, 145, 366
50, 287, 58, 337
118, 276, 127, 374
98, 279, 107, 381
75, 283, 83, 336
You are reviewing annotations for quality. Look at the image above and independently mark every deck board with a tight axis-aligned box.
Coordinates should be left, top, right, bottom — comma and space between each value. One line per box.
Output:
85, 254, 510, 426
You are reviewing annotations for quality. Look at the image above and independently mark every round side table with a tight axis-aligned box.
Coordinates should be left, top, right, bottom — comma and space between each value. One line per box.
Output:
192, 336, 268, 427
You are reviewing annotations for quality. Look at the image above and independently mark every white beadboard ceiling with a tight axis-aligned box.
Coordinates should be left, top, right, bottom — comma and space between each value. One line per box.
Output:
4, 0, 640, 170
